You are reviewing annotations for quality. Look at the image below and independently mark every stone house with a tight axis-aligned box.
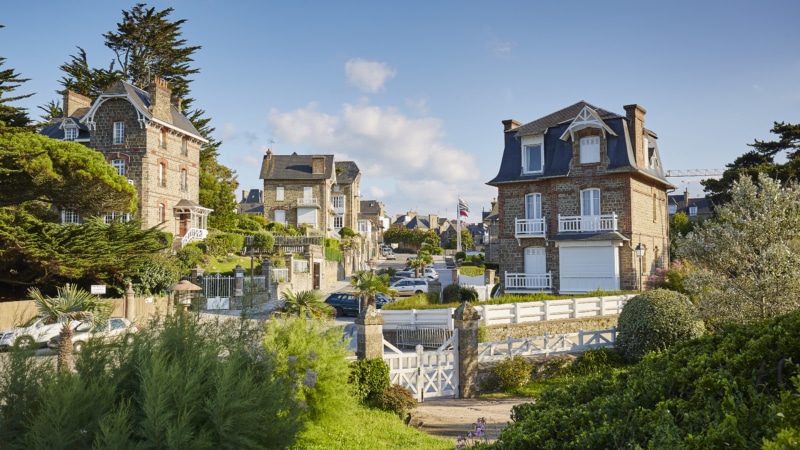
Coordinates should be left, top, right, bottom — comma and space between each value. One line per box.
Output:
39, 77, 211, 248
259, 150, 362, 238
238, 188, 264, 216
487, 101, 674, 294
668, 188, 712, 219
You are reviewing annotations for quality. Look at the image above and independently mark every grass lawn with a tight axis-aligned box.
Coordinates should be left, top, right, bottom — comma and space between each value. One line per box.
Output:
202, 255, 259, 275
295, 404, 452, 449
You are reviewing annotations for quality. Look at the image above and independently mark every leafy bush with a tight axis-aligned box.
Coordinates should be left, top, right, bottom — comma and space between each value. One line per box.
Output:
427, 292, 441, 304
616, 288, 705, 362
176, 242, 206, 269
459, 286, 479, 302
493, 355, 533, 391
375, 385, 417, 418
130, 252, 182, 295
237, 215, 264, 232
338, 226, 357, 238
455, 251, 466, 261
251, 230, 275, 252
324, 238, 340, 250
568, 348, 625, 376
205, 232, 245, 257
645, 259, 693, 293
348, 358, 390, 404
459, 266, 485, 277
442, 284, 461, 303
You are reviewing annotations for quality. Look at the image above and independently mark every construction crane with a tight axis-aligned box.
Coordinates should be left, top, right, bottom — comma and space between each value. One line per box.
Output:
665, 169, 723, 177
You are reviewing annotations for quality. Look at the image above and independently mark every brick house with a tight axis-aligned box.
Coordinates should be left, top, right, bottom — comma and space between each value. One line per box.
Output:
259, 150, 361, 238
39, 77, 211, 248
487, 101, 674, 294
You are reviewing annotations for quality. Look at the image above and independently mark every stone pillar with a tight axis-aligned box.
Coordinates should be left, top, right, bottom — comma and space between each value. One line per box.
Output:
190, 265, 204, 284
453, 302, 481, 398
124, 282, 135, 320
261, 258, 272, 299
233, 264, 244, 299
356, 305, 385, 360
428, 279, 442, 303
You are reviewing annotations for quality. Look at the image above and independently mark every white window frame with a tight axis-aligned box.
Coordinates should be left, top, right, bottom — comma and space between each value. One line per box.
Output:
525, 193, 542, 220
112, 159, 126, 176
113, 121, 125, 145
158, 203, 165, 223
61, 208, 81, 224
689, 206, 698, 217
580, 136, 600, 164
303, 186, 313, 199
64, 127, 77, 141
276, 186, 284, 201
104, 212, 130, 225
332, 195, 345, 209
521, 137, 544, 174
158, 163, 166, 187
333, 214, 344, 229
180, 169, 187, 191
581, 189, 601, 216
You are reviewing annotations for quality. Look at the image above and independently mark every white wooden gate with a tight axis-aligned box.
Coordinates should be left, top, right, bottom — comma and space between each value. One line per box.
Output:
383, 329, 458, 402
202, 273, 234, 309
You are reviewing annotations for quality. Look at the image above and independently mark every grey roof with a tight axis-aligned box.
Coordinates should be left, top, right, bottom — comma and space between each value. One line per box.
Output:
259, 152, 335, 180
335, 161, 360, 184
668, 194, 712, 216
242, 189, 262, 204
549, 231, 630, 242
487, 101, 671, 187
392, 215, 430, 230
360, 200, 382, 215
39, 115, 91, 141
101, 81, 203, 139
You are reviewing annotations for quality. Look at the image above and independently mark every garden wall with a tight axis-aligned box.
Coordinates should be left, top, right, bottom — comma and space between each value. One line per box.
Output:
482, 315, 619, 342
0, 296, 166, 330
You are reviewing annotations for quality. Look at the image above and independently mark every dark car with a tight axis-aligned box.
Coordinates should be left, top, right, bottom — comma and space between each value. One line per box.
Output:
325, 292, 391, 317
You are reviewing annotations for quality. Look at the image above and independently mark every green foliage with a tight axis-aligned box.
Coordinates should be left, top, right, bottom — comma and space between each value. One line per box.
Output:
325, 248, 343, 262
427, 292, 441, 304
324, 238, 340, 249
455, 251, 466, 261
568, 348, 625, 376
375, 385, 417, 418
644, 259, 693, 293
338, 226, 356, 238
236, 215, 264, 232
616, 289, 705, 362
459, 285, 479, 302
175, 242, 206, 269
459, 266, 485, 277
442, 284, 461, 303
270, 254, 286, 268
348, 359, 390, 404
279, 290, 332, 319
263, 316, 355, 424
493, 356, 533, 391
130, 252, 181, 295
204, 232, 245, 257
351, 270, 392, 308
680, 174, 800, 325
495, 309, 800, 449
251, 230, 274, 252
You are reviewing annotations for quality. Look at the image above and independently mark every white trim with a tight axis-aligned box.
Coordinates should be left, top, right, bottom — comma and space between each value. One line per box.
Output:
521, 135, 544, 174
558, 105, 617, 141
579, 136, 600, 164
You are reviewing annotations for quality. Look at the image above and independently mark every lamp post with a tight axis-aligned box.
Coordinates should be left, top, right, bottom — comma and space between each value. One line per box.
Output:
634, 243, 644, 292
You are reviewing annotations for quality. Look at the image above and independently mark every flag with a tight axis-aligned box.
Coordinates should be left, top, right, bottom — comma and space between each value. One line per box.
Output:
458, 198, 470, 217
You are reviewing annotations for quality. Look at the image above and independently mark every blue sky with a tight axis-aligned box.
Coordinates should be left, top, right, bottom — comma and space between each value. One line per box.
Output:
4, 1, 799, 220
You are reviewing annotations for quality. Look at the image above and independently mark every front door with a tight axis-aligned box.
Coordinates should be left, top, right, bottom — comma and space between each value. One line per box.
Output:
179, 213, 189, 237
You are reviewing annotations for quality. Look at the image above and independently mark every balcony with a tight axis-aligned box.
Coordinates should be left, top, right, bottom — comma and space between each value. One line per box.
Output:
505, 271, 552, 292
297, 198, 319, 207
515, 218, 546, 238
558, 213, 618, 233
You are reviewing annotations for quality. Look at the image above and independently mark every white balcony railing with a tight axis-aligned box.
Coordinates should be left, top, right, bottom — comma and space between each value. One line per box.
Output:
515, 218, 546, 238
558, 213, 618, 233
505, 271, 553, 291
297, 198, 319, 207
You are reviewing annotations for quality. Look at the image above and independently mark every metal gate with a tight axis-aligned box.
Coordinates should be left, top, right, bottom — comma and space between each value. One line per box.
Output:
202, 273, 234, 309
383, 329, 458, 402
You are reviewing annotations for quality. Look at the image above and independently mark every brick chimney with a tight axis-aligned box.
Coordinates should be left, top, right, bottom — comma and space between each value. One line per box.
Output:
502, 119, 522, 132
623, 104, 646, 168
428, 214, 438, 230
61, 90, 92, 118
312, 156, 325, 175
148, 76, 172, 122
170, 97, 182, 112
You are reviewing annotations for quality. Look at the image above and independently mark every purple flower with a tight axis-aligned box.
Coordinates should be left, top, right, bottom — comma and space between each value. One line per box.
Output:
302, 368, 317, 388
287, 355, 298, 364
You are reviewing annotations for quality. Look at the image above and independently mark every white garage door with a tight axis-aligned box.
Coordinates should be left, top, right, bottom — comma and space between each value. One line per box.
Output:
558, 244, 619, 293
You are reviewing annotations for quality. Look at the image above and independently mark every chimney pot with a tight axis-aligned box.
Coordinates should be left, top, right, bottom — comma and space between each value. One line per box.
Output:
502, 119, 522, 132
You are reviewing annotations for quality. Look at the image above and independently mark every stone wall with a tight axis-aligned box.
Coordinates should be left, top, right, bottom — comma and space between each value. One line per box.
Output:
481, 315, 618, 342
262, 179, 332, 233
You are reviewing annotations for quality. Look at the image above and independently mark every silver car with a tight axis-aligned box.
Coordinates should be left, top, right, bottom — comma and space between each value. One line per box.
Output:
0, 316, 69, 350
48, 317, 138, 353
390, 278, 429, 296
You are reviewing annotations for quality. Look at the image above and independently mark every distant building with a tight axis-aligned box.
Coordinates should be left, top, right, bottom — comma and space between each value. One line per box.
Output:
668, 188, 712, 219
238, 189, 264, 215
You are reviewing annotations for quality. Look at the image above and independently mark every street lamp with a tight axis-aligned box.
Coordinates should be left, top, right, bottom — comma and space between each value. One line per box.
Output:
634, 243, 644, 292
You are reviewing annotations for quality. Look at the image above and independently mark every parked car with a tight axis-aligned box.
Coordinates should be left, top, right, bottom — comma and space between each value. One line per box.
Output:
48, 317, 138, 353
394, 270, 436, 281
390, 278, 429, 296
401, 267, 439, 279
385, 250, 397, 260
0, 315, 71, 350
324, 292, 391, 317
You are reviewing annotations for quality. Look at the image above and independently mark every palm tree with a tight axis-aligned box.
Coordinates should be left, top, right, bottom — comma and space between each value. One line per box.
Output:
351, 270, 393, 310
409, 250, 433, 277
28, 284, 114, 372
279, 290, 332, 320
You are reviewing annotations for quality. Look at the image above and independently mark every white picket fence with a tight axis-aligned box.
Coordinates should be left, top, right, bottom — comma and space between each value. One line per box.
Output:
478, 327, 617, 362
380, 295, 633, 331
383, 330, 459, 402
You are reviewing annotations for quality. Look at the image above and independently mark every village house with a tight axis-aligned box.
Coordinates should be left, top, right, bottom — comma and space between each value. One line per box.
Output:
487, 101, 674, 294
39, 77, 211, 249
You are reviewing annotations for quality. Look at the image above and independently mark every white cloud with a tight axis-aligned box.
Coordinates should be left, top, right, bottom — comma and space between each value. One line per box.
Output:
345, 58, 396, 93
405, 97, 430, 116
266, 100, 491, 216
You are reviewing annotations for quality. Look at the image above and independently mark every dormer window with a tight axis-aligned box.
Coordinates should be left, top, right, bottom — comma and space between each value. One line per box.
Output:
689, 206, 698, 217
64, 127, 77, 141
580, 136, 600, 164
521, 136, 544, 174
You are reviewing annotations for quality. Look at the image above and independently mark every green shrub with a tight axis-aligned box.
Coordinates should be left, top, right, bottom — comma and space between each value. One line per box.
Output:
459, 285, 479, 302
455, 251, 466, 261
427, 292, 441, 304
348, 358, 390, 404
616, 288, 705, 362
490, 283, 500, 298
442, 284, 461, 303
325, 238, 340, 249
130, 252, 182, 295
493, 355, 533, 391
459, 266, 485, 277
205, 232, 245, 257
569, 348, 625, 376
251, 230, 275, 252
375, 385, 417, 418
237, 215, 264, 232
484, 262, 499, 271
176, 242, 206, 269
338, 226, 356, 238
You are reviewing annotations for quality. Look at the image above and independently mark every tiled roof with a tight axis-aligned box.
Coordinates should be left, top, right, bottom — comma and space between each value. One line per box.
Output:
335, 161, 360, 184
259, 153, 335, 180
514, 101, 623, 136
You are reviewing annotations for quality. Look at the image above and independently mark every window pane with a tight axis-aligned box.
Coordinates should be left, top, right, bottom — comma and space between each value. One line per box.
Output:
525, 145, 542, 172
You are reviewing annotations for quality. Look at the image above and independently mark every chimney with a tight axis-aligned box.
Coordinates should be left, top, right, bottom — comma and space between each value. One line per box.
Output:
623, 104, 647, 168
311, 156, 325, 175
429, 214, 438, 229
242, 190, 247, 202
170, 97, 182, 112
148, 75, 172, 122
61, 90, 92, 118
502, 119, 522, 132
684, 187, 690, 208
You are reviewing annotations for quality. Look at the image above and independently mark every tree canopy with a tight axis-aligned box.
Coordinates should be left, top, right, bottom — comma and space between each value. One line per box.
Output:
680, 174, 800, 325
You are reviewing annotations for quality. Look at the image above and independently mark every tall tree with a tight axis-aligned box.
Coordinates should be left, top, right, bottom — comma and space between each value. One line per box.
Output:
0, 25, 33, 128
680, 174, 800, 325
350, 270, 393, 309
58, 47, 123, 99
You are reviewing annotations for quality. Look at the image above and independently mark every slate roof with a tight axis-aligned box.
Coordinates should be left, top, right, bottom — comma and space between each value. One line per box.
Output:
392, 215, 431, 230
360, 200, 383, 215
39, 115, 91, 141
259, 152, 335, 180
487, 101, 671, 187
334, 161, 360, 184
668, 194, 712, 217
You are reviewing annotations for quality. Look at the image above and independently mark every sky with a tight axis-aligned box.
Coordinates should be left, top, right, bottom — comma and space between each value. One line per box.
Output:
4, 0, 800, 221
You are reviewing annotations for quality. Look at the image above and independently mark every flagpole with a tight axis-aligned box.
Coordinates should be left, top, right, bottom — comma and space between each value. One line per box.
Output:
456, 198, 461, 252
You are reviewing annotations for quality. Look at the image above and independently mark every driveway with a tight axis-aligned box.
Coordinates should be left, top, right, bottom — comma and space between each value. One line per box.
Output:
411, 396, 529, 443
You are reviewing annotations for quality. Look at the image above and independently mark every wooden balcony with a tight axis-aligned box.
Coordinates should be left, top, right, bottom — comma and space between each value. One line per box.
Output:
557, 213, 618, 233
514, 218, 546, 238
504, 271, 552, 292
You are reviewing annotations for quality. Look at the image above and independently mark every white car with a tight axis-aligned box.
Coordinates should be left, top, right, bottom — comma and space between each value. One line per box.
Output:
48, 317, 139, 353
396, 268, 438, 280
390, 278, 429, 296
0, 316, 69, 350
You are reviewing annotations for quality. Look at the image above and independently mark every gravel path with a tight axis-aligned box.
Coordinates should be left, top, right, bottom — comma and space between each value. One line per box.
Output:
410, 396, 530, 443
